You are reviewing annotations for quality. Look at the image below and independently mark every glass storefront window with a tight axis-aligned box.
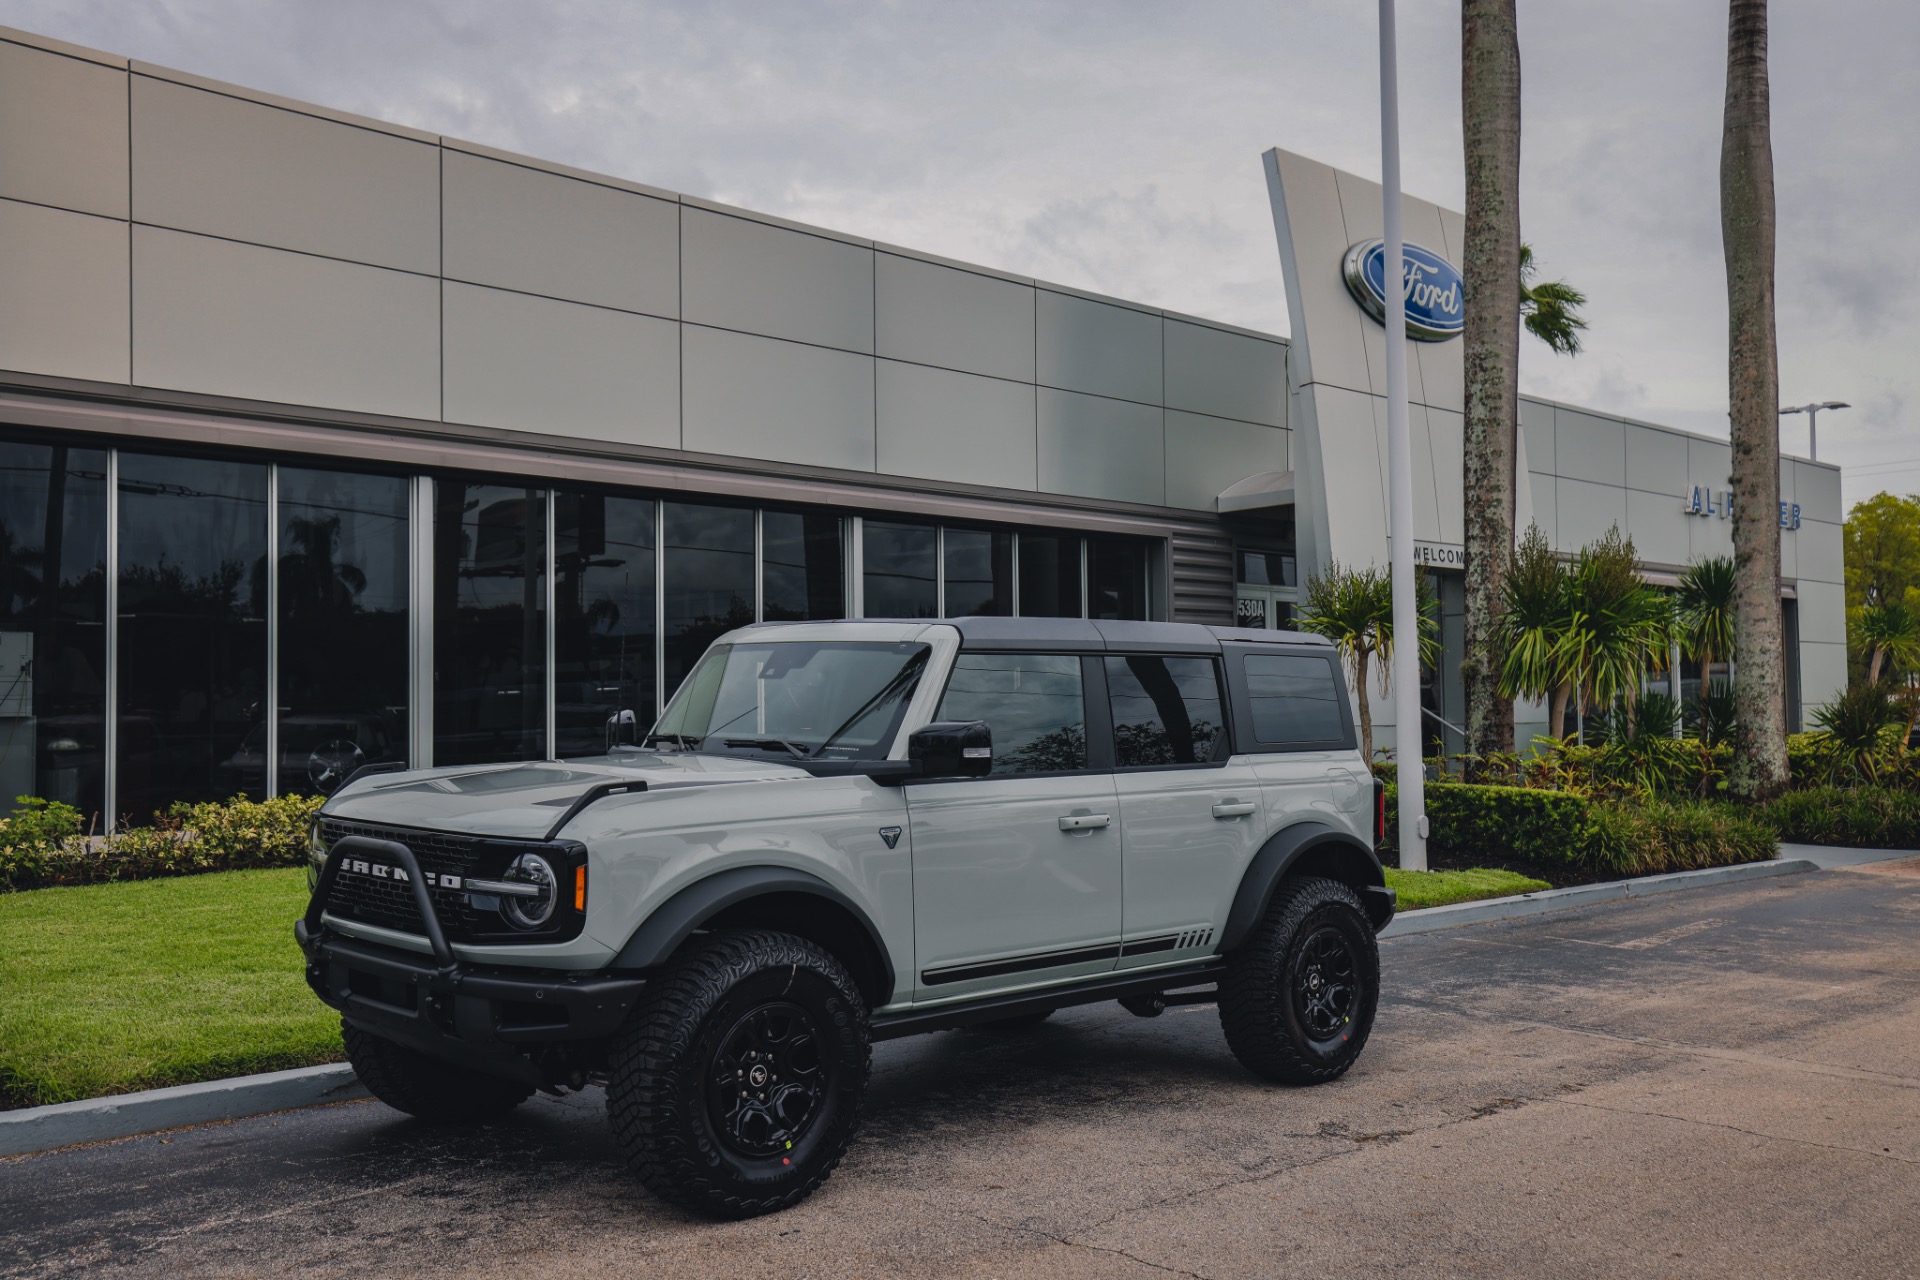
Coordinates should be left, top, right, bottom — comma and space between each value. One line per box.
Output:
0, 439, 108, 821
556, 491, 657, 757
276, 467, 409, 795
663, 502, 755, 702
434, 481, 547, 766
1088, 536, 1149, 620
863, 520, 937, 619
1237, 549, 1296, 588
119, 452, 268, 817
763, 510, 845, 622
1016, 533, 1082, 618
943, 528, 1013, 617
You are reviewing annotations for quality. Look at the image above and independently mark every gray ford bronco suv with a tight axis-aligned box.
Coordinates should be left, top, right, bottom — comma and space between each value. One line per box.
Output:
298, 617, 1392, 1217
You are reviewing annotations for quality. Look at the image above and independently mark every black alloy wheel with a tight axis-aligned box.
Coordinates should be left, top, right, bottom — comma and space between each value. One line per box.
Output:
708, 1001, 827, 1158
607, 930, 870, 1218
1218, 875, 1380, 1085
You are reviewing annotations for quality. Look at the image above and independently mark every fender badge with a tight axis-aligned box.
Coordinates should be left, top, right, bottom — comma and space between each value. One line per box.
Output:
878, 826, 903, 850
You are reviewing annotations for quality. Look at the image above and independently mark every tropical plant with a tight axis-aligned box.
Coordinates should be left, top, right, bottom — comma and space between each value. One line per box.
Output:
1495, 524, 1570, 726
1298, 562, 1440, 762
1519, 244, 1588, 355
1721, 0, 1790, 798
1555, 527, 1673, 740
1460, 0, 1524, 767
1854, 600, 1920, 685
1808, 684, 1905, 784
1675, 555, 1738, 716
1692, 677, 1739, 746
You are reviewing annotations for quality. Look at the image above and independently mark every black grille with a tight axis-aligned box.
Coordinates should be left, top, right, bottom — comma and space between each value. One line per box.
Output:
319, 818, 492, 941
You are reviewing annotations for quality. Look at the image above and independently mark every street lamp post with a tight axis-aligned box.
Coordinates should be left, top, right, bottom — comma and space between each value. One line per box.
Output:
1378, 0, 1427, 871
1778, 400, 1848, 462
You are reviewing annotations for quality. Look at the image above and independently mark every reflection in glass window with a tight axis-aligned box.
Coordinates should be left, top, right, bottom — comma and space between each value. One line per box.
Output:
1237, 549, 1296, 588
1016, 533, 1081, 618
1244, 653, 1346, 744
654, 640, 927, 760
663, 502, 754, 700
1088, 537, 1149, 620
556, 491, 656, 757
277, 468, 409, 795
943, 528, 1012, 617
119, 452, 268, 816
434, 481, 547, 766
863, 520, 936, 618
763, 511, 844, 621
0, 438, 108, 820
1105, 655, 1224, 767
937, 653, 1085, 775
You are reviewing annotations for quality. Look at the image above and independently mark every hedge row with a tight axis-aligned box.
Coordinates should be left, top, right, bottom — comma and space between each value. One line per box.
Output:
1380, 781, 1780, 877
0, 795, 322, 893
1762, 786, 1920, 850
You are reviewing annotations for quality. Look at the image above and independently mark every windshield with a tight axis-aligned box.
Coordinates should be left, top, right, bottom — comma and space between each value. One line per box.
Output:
650, 641, 930, 761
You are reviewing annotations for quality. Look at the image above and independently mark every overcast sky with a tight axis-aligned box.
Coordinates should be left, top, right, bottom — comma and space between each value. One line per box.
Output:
7, 0, 1914, 510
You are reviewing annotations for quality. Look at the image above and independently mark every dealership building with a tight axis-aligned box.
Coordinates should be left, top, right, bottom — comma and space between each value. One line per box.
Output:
0, 24, 1845, 822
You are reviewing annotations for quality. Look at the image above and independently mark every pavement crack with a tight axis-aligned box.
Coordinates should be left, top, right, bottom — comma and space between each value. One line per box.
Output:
1549, 1097, 1920, 1165
969, 1211, 1220, 1280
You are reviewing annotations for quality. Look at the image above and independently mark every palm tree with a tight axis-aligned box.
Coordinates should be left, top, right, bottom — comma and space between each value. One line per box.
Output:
1676, 556, 1738, 718
1459, 0, 1524, 771
1299, 562, 1439, 763
1520, 244, 1588, 354
1494, 524, 1570, 737
1856, 600, 1920, 685
1721, 0, 1790, 797
1555, 528, 1672, 741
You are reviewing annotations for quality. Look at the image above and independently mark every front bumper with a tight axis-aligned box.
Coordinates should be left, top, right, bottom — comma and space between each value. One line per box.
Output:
298, 835, 646, 1082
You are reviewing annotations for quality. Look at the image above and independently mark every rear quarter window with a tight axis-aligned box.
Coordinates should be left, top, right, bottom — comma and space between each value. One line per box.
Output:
1229, 650, 1353, 752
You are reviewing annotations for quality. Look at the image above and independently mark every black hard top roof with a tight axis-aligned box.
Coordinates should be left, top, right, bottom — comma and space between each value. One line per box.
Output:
940, 617, 1331, 654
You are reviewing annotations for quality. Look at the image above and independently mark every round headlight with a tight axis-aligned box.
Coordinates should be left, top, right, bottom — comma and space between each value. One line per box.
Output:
501, 853, 558, 930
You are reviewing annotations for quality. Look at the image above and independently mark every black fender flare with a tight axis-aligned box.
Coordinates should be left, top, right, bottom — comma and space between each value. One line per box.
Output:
1218, 822, 1394, 948
611, 866, 896, 1005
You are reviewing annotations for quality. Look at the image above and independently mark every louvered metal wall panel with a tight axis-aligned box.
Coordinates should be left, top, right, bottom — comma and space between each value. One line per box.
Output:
1170, 524, 1236, 624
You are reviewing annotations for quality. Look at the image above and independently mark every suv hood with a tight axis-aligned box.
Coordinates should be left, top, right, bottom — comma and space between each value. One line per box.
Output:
321, 753, 811, 841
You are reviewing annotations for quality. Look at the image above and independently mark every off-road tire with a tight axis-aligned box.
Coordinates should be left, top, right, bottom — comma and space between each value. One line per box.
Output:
342, 1020, 534, 1122
1218, 876, 1379, 1085
606, 930, 870, 1219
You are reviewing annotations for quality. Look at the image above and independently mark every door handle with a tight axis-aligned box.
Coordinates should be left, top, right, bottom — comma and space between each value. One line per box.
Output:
1211, 801, 1258, 819
1058, 813, 1111, 832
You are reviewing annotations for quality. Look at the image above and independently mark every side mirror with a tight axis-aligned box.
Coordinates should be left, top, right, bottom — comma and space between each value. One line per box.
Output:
605, 708, 639, 750
908, 720, 992, 778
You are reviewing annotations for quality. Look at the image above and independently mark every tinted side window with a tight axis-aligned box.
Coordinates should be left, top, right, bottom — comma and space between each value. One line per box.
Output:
1105, 656, 1225, 767
1244, 654, 1346, 745
937, 653, 1086, 775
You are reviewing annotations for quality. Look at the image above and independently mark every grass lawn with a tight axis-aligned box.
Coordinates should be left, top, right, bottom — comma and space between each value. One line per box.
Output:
0, 868, 341, 1110
1385, 866, 1551, 911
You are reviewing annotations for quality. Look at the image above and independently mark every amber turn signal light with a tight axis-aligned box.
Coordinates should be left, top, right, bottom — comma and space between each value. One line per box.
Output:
574, 866, 587, 912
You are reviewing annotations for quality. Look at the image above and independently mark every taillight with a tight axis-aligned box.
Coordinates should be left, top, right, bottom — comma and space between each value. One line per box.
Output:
1374, 779, 1386, 847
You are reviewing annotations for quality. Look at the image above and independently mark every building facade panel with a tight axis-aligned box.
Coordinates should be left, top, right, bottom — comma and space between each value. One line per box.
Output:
1625, 424, 1690, 497
1797, 580, 1847, 645
441, 149, 681, 317
1519, 398, 1556, 475
1035, 290, 1162, 406
0, 199, 129, 383
1036, 388, 1164, 506
1554, 409, 1627, 489
875, 360, 1036, 491
682, 324, 876, 471
1625, 488, 1690, 567
1163, 410, 1289, 511
1800, 642, 1848, 717
1555, 476, 1629, 551
1794, 460, 1843, 522
1163, 320, 1285, 427
130, 74, 439, 274
0, 39, 129, 218
131, 225, 441, 420
1687, 437, 1734, 491
1526, 472, 1557, 544
1797, 519, 1845, 584
681, 207, 874, 353
1426, 406, 1465, 545
442, 282, 680, 448
874, 252, 1035, 383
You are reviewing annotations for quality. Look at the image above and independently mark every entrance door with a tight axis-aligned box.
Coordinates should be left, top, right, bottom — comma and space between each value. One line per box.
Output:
904, 652, 1122, 1000
1235, 587, 1294, 631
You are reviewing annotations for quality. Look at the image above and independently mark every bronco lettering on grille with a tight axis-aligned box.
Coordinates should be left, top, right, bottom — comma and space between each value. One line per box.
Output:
340, 857, 463, 891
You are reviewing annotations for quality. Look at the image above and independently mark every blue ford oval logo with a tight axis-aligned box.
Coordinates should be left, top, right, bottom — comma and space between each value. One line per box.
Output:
1341, 239, 1465, 342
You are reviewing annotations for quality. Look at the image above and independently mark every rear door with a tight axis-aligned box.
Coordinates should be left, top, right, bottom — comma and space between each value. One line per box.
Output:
1106, 653, 1268, 968
1229, 647, 1371, 840
903, 651, 1123, 1001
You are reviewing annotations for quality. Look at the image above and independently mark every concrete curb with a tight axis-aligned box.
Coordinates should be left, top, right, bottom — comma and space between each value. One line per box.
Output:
0, 1064, 366, 1159
1380, 857, 1821, 938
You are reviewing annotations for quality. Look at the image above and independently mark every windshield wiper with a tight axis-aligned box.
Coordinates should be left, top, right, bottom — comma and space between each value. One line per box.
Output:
722, 736, 813, 759
642, 731, 701, 751
813, 650, 930, 758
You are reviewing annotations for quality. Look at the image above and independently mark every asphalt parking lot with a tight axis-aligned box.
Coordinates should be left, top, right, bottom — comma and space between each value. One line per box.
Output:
4, 859, 1917, 1280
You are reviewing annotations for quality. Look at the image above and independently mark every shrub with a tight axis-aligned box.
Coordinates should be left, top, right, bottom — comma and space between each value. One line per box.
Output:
1763, 786, 1920, 849
1584, 798, 1777, 877
1382, 781, 1592, 867
0, 794, 323, 893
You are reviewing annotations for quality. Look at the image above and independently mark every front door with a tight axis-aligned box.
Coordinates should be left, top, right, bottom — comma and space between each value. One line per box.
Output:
904, 652, 1122, 1001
